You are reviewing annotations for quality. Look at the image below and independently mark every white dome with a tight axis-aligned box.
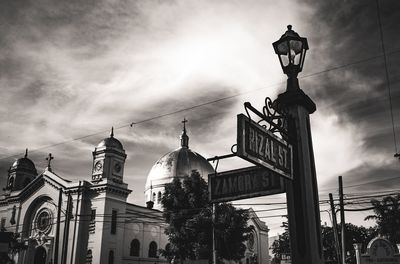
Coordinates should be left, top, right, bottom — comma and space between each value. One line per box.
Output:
145, 147, 214, 191
144, 121, 214, 210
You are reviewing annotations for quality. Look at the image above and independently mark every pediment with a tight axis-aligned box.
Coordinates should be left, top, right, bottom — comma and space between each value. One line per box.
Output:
0, 169, 86, 204
248, 208, 269, 232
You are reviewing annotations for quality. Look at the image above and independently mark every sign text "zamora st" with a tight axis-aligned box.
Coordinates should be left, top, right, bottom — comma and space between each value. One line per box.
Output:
208, 166, 285, 203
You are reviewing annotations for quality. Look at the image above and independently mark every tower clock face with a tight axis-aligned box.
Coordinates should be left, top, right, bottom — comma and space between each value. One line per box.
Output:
114, 162, 122, 173
94, 160, 103, 172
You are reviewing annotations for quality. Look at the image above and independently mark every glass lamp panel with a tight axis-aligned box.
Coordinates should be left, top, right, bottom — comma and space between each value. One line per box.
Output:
289, 40, 303, 55
293, 52, 301, 65
280, 54, 290, 67
277, 40, 289, 55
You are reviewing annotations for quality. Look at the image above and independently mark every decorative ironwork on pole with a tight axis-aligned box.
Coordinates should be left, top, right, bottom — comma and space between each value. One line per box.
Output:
244, 97, 289, 139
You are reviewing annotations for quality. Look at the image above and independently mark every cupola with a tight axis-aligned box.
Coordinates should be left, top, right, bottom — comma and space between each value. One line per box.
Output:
92, 127, 127, 184
6, 149, 37, 191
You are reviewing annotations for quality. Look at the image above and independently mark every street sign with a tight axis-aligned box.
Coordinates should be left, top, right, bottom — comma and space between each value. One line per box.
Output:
237, 114, 293, 180
208, 166, 286, 203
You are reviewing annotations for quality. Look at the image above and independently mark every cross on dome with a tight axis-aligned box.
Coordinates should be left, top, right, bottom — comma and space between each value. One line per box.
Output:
182, 118, 188, 132
180, 118, 189, 148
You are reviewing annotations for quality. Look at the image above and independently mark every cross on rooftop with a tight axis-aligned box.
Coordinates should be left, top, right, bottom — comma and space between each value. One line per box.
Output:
46, 153, 54, 171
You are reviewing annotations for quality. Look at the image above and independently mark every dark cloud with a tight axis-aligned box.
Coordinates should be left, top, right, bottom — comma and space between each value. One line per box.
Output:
320, 159, 400, 194
301, 0, 400, 159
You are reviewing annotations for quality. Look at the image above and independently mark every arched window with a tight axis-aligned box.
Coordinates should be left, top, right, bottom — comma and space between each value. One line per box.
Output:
108, 250, 114, 264
86, 249, 92, 264
152, 192, 156, 202
8, 177, 14, 189
165, 243, 171, 253
130, 239, 140, 257
157, 192, 162, 203
148, 241, 158, 258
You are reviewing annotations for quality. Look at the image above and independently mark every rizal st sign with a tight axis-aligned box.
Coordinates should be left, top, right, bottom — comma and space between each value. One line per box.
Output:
237, 114, 293, 180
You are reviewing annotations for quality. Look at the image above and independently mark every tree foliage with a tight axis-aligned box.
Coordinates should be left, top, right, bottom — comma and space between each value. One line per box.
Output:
161, 170, 251, 263
365, 194, 400, 245
271, 222, 376, 264
271, 221, 290, 263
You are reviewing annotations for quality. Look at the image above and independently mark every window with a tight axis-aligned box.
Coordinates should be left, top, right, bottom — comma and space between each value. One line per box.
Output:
152, 192, 156, 202
108, 250, 114, 264
111, 210, 117, 234
0, 218, 6, 231
165, 243, 171, 253
86, 249, 92, 264
34, 209, 53, 234
157, 192, 162, 203
89, 209, 96, 234
8, 177, 14, 189
148, 241, 158, 258
130, 239, 140, 257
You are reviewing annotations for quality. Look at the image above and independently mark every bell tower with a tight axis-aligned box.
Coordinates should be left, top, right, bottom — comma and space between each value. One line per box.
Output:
92, 128, 127, 184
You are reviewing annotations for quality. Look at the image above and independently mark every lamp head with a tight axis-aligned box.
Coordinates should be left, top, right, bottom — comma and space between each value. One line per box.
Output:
273, 25, 309, 78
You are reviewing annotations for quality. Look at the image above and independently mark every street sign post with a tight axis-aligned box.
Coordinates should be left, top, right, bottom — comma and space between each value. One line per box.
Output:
237, 114, 293, 180
208, 166, 285, 203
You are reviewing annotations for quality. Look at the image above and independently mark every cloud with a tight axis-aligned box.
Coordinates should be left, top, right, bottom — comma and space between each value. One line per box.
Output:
1, 0, 399, 235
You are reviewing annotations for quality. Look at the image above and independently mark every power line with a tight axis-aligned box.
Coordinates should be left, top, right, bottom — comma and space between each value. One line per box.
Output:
1, 49, 400, 162
376, 0, 399, 156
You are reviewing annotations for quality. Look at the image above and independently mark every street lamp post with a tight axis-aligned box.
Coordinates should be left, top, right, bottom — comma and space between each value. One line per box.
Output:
273, 26, 324, 264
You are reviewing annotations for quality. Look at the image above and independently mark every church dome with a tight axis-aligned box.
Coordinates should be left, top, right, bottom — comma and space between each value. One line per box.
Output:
145, 147, 214, 189
11, 149, 36, 172
145, 120, 214, 192
96, 127, 124, 150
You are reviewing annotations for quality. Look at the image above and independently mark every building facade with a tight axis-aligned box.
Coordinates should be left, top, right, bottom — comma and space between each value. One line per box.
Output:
0, 125, 269, 264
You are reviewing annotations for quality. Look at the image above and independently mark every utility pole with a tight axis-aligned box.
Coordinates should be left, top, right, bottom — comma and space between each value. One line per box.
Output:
54, 188, 62, 264
70, 181, 81, 264
61, 193, 72, 264
329, 193, 341, 264
212, 203, 217, 264
339, 176, 346, 264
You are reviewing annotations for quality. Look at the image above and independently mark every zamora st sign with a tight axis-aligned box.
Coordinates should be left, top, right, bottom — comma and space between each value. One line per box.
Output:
209, 166, 285, 203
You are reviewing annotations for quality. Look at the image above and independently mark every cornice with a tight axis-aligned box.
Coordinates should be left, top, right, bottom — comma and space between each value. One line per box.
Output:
89, 184, 132, 197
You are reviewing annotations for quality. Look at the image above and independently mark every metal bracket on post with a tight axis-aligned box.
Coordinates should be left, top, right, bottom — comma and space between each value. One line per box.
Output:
244, 97, 289, 140
207, 143, 238, 163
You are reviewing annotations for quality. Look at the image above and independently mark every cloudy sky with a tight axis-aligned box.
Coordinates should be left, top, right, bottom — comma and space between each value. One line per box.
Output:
1, 0, 399, 235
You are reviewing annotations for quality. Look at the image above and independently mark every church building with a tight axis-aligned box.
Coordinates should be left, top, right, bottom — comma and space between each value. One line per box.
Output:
0, 123, 269, 264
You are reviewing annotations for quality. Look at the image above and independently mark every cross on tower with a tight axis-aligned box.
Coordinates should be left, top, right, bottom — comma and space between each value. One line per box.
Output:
46, 153, 54, 171
180, 118, 189, 148
182, 118, 188, 131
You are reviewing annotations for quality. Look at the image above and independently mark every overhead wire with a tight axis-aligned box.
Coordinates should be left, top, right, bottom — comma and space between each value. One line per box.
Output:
376, 0, 399, 156
1, 49, 400, 161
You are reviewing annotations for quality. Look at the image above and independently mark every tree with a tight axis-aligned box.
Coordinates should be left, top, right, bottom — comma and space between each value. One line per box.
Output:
161, 170, 251, 263
271, 222, 376, 264
337, 223, 376, 264
271, 221, 290, 264
365, 194, 400, 245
